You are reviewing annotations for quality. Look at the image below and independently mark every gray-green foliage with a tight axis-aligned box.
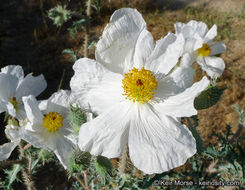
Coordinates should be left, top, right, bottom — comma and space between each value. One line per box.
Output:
68, 149, 91, 176
48, 5, 72, 27
194, 85, 226, 110
95, 156, 112, 176
69, 104, 87, 134
38, 149, 55, 165
232, 104, 244, 124
187, 116, 204, 153
0, 164, 22, 190
68, 19, 87, 39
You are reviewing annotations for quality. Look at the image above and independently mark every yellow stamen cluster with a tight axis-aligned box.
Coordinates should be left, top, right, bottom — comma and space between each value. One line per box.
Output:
197, 43, 211, 57
9, 97, 18, 110
122, 67, 158, 103
42, 112, 63, 132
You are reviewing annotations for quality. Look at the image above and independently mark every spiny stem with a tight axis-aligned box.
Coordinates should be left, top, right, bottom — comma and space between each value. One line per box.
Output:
83, 170, 90, 190
119, 144, 128, 175
84, 0, 92, 58
74, 173, 89, 190
0, 160, 23, 167
18, 141, 36, 190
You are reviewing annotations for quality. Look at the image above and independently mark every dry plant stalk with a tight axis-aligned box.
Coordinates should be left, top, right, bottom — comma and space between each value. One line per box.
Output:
74, 173, 90, 190
84, 0, 92, 58
0, 160, 23, 167
18, 141, 36, 190
119, 144, 129, 175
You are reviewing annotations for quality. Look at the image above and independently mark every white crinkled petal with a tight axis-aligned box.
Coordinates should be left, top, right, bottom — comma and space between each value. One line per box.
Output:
78, 102, 132, 158
0, 99, 16, 117
95, 8, 146, 74
38, 99, 48, 111
70, 58, 124, 114
146, 34, 184, 74
146, 33, 176, 66
128, 104, 196, 174
48, 90, 71, 108
169, 66, 194, 92
0, 140, 20, 161
5, 125, 23, 141
174, 20, 208, 39
22, 95, 43, 127
210, 42, 226, 56
198, 56, 225, 79
53, 136, 75, 169
133, 29, 154, 69
0, 73, 18, 101
16, 73, 47, 102
174, 22, 185, 35
21, 128, 75, 169
45, 90, 70, 117
1, 65, 24, 80
155, 77, 210, 117
155, 66, 194, 99
186, 20, 208, 38
183, 34, 203, 53
180, 52, 197, 67
204, 24, 217, 43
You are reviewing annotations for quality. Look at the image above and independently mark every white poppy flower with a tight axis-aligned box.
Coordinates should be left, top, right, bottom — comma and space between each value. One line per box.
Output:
175, 20, 226, 79
0, 65, 47, 119
71, 8, 210, 174
0, 125, 24, 161
20, 90, 76, 169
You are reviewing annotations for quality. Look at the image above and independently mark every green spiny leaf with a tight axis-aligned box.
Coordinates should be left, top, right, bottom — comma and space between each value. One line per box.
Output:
68, 150, 91, 176
38, 149, 55, 165
69, 105, 87, 134
48, 5, 72, 27
194, 86, 226, 110
95, 156, 112, 176
3, 164, 23, 189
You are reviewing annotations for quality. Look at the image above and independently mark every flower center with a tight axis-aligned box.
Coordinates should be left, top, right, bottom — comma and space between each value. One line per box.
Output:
197, 43, 211, 57
42, 112, 63, 132
122, 67, 158, 103
9, 97, 18, 110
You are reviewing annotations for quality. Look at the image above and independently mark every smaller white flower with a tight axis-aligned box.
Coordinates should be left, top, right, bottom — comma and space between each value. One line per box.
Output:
0, 65, 47, 119
175, 20, 226, 79
0, 125, 23, 161
21, 90, 76, 169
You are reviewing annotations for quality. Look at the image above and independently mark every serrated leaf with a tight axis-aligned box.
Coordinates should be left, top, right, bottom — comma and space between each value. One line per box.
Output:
95, 156, 112, 176
4, 164, 23, 188
62, 49, 78, 62
68, 19, 86, 39
194, 86, 226, 110
68, 150, 91, 175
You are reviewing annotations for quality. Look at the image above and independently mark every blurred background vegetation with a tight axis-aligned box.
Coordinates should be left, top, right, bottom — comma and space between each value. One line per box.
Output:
0, 0, 245, 189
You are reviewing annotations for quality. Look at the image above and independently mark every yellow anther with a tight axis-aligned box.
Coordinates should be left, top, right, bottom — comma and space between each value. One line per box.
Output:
42, 112, 63, 132
122, 67, 158, 103
197, 43, 211, 57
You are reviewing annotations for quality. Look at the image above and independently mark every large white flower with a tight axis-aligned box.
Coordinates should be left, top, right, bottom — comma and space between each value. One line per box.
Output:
175, 20, 226, 79
0, 65, 47, 119
70, 8, 210, 174
20, 90, 76, 169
